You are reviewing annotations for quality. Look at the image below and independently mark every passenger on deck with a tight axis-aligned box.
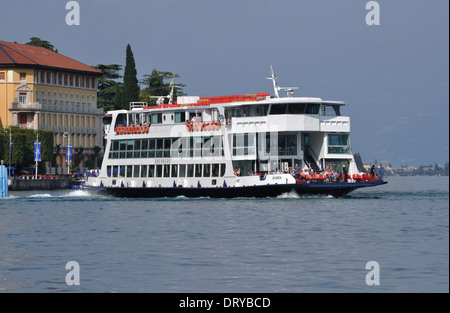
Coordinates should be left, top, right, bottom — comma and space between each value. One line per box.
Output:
370, 165, 376, 177
294, 163, 301, 180
342, 165, 348, 182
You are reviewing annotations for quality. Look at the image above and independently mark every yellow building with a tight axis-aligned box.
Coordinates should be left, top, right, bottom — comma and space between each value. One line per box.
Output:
0, 40, 104, 172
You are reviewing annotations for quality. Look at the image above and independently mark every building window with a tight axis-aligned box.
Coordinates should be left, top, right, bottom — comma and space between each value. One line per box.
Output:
19, 93, 27, 104
20, 73, 26, 81
0, 72, 5, 81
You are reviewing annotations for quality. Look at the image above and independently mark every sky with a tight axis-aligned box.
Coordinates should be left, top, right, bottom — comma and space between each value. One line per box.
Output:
1, 0, 448, 167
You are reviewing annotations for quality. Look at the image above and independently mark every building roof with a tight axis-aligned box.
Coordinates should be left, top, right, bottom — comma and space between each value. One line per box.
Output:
0, 41, 102, 75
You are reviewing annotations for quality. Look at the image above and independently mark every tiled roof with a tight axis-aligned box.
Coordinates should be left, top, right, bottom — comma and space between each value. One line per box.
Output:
0, 41, 101, 75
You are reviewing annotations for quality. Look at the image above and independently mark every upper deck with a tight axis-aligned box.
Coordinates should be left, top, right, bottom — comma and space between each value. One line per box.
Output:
108, 93, 350, 138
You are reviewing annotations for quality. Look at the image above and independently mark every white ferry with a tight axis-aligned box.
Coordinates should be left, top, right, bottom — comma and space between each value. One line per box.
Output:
86, 68, 387, 198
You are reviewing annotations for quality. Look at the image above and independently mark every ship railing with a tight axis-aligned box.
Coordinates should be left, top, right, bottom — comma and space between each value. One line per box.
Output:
130, 102, 148, 110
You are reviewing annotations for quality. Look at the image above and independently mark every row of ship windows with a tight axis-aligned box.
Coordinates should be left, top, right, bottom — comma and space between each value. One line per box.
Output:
109, 137, 224, 159
106, 163, 227, 178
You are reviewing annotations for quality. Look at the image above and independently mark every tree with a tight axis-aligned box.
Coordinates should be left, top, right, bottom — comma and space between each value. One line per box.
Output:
93, 64, 123, 111
25, 37, 56, 52
121, 44, 140, 109
354, 152, 364, 172
0, 127, 53, 175
140, 70, 186, 105
74, 146, 85, 170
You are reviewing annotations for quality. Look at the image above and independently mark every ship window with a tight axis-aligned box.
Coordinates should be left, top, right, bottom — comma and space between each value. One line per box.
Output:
211, 164, 219, 177
328, 134, 350, 154
305, 103, 320, 114
133, 165, 140, 178
116, 113, 127, 127
187, 164, 194, 177
151, 113, 162, 124
220, 164, 226, 177
156, 139, 163, 158
156, 139, 163, 150
149, 165, 155, 177
256, 104, 268, 116
203, 164, 211, 177
141, 139, 148, 158
107, 166, 112, 177
194, 164, 202, 177
287, 103, 307, 114
171, 164, 178, 177
112, 140, 119, 151
126, 140, 134, 151
328, 134, 349, 146
194, 137, 203, 158
269, 104, 287, 115
278, 134, 298, 156
174, 112, 185, 123
134, 139, 141, 150
141, 165, 148, 178
179, 165, 186, 177
233, 133, 255, 156
112, 166, 118, 177
163, 165, 170, 177
156, 165, 163, 177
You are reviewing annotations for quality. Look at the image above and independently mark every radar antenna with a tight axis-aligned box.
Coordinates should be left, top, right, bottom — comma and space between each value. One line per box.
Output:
266, 65, 299, 98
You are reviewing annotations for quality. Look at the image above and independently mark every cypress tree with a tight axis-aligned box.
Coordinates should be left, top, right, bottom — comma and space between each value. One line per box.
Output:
122, 44, 140, 109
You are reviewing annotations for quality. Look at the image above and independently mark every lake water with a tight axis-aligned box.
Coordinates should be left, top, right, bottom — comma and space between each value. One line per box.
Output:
0, 176, 448, 293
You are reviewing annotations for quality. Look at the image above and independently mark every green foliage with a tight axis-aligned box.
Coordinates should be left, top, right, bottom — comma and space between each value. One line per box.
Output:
122, 44, 140, 109
25, 37, 56, 52
140, 70, 186, 106
93, 64, 123, 111
85, 159, 95, 170
1, 128, 53, 174
354, 152, 365, 172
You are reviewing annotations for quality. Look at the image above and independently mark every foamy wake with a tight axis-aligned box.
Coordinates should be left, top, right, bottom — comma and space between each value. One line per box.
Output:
29, 193, 53, 198
276, 191, 301, 199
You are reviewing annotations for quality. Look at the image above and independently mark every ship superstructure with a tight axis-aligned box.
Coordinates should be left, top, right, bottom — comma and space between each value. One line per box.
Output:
86, 69, 386, 197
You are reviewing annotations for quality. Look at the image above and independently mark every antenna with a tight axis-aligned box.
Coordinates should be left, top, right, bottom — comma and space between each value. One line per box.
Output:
148, 72, 177, 105
278, 87, 298, 98
168, 72, 176, 105
267, 65, 280, 98
266, 65, 299, 97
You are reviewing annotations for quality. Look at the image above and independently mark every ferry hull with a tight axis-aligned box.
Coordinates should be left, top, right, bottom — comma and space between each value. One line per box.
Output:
103, 180, 387, 199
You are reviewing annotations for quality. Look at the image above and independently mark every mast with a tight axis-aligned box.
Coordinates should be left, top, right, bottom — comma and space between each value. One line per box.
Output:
266, 65, 298, 98
267, 65, 280, 98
